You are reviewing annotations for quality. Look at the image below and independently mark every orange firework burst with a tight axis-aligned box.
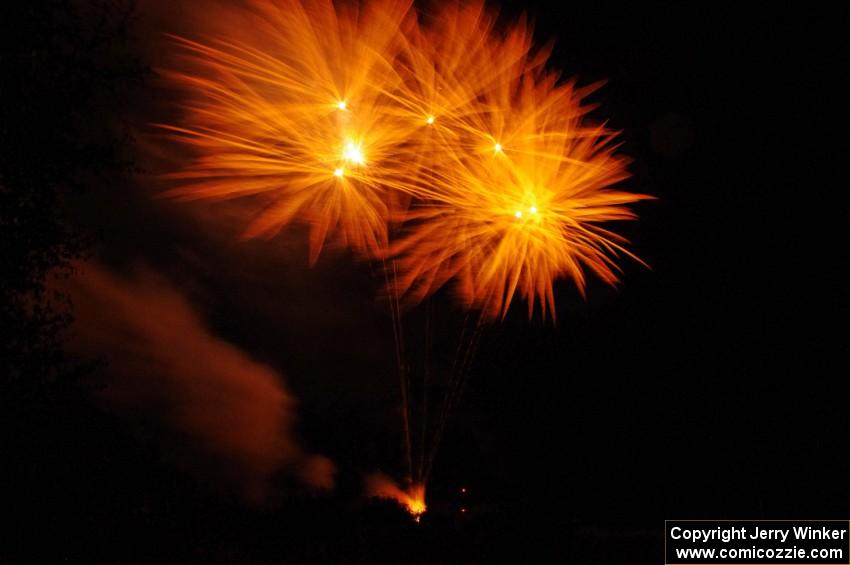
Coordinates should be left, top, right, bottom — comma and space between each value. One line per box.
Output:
160, 0, 649, 317
159, 0, 423, 261
390, 71, 651, 319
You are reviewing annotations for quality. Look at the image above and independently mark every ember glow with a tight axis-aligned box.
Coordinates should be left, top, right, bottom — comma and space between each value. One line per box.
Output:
161, 0, 648, 315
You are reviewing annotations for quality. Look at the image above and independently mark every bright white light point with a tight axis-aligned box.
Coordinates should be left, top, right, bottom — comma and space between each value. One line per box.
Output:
343, 142, 364, 164
514, 210, 523, 218
494, 143, 502, 152
334, 168, 344, 177
426, 115, 435, 124
530, 206, 537, 214
337, 101, 347, 110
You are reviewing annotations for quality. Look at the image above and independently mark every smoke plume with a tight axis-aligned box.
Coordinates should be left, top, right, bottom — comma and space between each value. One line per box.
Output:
58, 261, 335, 502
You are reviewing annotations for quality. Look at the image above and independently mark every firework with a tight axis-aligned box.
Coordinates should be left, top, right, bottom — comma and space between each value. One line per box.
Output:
389, 72, 651, 319
160, 0, 652, 520
161, 0, 649, 315
160, 0, 421, 262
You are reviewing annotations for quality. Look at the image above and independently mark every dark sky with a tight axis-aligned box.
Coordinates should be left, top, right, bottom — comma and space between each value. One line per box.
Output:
5, 1, 846, 563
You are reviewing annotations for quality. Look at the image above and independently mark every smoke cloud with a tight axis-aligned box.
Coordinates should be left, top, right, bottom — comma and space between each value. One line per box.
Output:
58, 261, 334, 501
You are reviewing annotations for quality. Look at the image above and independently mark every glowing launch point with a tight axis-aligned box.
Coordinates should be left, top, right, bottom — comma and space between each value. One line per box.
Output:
403, 483, 427, 522
365, 474, 427, 523
337, 100, 347, 110
334, 167, 344, 177
494, 143, 502, 152
426, 115, 435, 124
406, 497, 426, 522
407, 499, 426, 517
514, 210, 523, 219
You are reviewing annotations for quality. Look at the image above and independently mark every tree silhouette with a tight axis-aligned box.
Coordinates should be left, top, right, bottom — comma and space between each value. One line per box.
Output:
1, 2, 145, 560
1, 0, 144, 381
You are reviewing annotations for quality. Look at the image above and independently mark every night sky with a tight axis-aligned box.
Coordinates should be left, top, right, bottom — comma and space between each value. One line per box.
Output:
2, 2, 845, 564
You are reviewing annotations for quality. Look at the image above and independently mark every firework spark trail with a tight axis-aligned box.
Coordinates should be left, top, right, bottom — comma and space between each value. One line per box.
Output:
382, 256, 414, 483
421, 308, 488, 484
